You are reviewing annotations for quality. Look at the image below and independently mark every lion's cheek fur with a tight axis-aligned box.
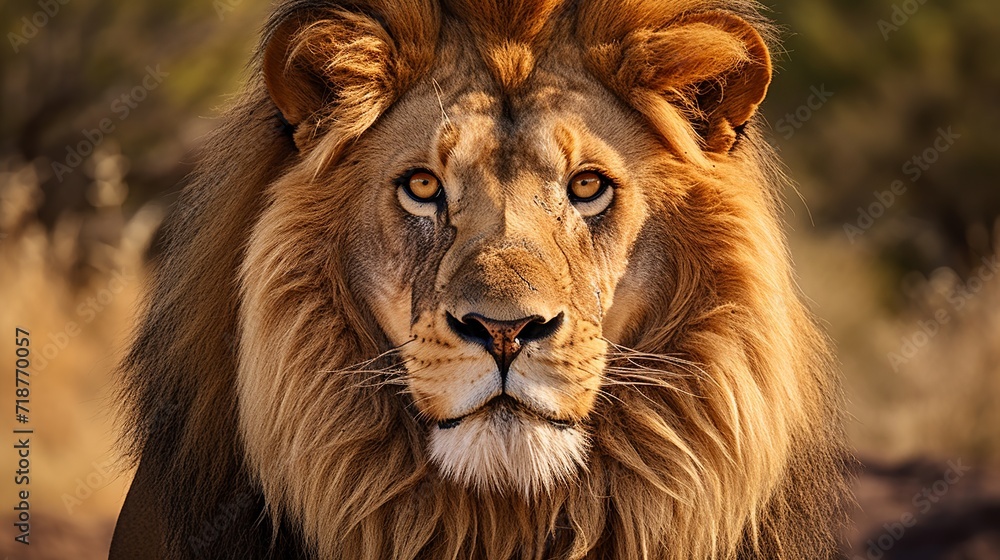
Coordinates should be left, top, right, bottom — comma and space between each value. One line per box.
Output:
234, 171, 403, 542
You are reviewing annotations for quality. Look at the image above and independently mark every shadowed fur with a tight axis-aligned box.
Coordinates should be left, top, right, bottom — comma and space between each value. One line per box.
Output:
113, 1, 851, 559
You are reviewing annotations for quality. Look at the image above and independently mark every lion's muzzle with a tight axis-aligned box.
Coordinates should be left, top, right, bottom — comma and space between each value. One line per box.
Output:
445, 311, 564, 379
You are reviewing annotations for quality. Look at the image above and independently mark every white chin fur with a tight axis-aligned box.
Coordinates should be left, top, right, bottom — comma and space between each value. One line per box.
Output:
428, 408, 588, 495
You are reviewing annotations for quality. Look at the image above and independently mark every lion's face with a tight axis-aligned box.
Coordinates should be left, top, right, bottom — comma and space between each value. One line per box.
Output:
240, 1, 791, 539
243, 1, 776, 500
349, 65, 657, 492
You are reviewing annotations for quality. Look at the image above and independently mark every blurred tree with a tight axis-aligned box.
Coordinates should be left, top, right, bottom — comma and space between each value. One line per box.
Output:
1, 0, 269, 270
763, 0, 1000, 279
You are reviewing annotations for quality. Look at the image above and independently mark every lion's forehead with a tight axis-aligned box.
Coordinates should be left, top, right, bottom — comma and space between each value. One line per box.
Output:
425, 85, 626, 199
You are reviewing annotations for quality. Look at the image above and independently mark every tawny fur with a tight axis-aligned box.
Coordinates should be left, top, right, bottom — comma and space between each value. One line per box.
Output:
117, 1, 851, 559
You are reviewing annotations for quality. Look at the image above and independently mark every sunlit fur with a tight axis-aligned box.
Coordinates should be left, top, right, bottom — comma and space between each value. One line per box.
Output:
118, 1, 850, 559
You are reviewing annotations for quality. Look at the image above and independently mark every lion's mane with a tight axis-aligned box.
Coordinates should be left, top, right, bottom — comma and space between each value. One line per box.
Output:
115, 1, 851, 559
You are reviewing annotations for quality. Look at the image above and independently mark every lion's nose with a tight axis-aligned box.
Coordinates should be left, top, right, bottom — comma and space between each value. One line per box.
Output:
446, 312, 564, 380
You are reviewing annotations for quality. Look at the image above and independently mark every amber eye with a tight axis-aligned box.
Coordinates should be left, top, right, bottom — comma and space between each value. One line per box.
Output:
569, 172, 604, 200
405, 171, 442, 201
397, 169, 444, 217
568, 171, 614, 217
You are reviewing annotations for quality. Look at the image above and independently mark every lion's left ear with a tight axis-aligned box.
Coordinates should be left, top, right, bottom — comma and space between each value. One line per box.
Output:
586, 12, 772, 154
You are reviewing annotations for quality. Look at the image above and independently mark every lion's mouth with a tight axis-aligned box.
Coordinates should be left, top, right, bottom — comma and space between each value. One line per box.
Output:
436, 395, 576, 431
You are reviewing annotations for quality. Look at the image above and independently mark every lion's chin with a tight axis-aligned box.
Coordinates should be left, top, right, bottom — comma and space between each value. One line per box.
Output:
428, 404, 589, 495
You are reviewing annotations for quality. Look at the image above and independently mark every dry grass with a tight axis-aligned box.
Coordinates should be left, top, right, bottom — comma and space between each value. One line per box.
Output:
0, 147, 161, 559
790, 224, 1000, 468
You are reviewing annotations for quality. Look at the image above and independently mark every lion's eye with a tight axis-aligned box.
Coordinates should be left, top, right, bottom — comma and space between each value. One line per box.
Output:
407, 172, 441, 200
568, 171, 613, 217
397, 170, 443, 217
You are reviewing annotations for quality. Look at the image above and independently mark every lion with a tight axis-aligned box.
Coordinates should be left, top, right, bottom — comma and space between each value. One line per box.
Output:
110, 0, 851, 558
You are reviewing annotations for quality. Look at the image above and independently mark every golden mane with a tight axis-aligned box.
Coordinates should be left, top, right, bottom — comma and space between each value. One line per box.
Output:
113, 1, 851, 559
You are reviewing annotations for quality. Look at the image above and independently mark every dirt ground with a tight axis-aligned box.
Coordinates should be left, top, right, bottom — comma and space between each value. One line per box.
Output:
846, 459, 1000, 559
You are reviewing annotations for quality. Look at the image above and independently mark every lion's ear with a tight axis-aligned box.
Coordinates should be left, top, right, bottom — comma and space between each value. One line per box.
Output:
262, 4, 437, 147
587, 12, 772, 154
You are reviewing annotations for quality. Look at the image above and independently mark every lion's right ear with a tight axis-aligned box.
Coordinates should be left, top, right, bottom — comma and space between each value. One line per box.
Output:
583, 11, 772, 155
262, 3, 438, 147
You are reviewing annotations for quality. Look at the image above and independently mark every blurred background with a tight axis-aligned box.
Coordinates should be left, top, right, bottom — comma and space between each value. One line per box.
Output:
1, 0, 998, 558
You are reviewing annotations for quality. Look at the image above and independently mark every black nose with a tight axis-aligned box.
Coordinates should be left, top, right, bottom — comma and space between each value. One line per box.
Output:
446, 312, 564, 379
